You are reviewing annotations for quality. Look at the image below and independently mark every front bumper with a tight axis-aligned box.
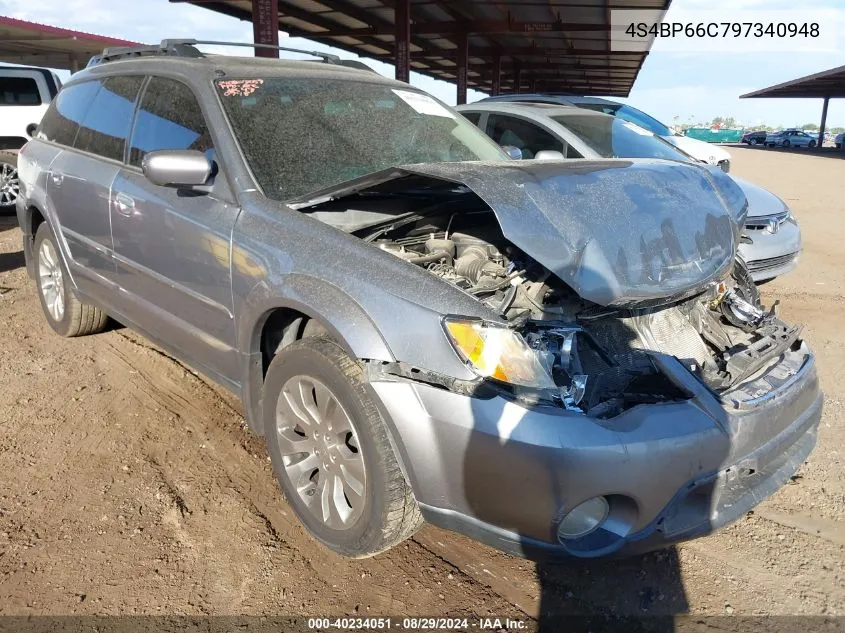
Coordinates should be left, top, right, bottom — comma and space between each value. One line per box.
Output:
739, 218, 802, 282
372, 346, 822, 559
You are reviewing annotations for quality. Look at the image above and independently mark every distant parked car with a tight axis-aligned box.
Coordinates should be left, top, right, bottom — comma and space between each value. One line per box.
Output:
479, 93, 733, 171
765, 130, 818, 148
835, 132, 845, 149
457, 102, 802, 282
741, 130, 768, 145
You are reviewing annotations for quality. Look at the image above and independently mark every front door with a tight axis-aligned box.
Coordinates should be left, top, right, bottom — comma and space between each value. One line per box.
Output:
109, 76, 240, 385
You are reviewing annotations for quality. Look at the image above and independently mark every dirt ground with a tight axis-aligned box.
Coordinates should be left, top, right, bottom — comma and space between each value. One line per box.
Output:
1, 147, 844, 623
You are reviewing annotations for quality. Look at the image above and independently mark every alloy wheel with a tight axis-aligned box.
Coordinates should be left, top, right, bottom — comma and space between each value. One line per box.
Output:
275, 375, 367, 529
0, 161, 19, 207
38, 238, 65, 322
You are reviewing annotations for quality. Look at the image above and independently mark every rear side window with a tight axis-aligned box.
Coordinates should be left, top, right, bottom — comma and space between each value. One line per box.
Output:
461, 111, 481, 125
0, 76, 41, 105
129, 77, 214, 167
36, 81, 101, 147
74, 76, 144, 162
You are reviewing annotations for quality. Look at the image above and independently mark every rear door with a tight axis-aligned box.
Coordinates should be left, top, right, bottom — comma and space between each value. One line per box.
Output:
108, 76, 240, 384
41, 77, 142, 304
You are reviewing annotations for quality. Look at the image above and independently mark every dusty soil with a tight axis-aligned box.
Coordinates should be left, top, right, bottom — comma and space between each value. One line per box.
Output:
1, 147, 844, 622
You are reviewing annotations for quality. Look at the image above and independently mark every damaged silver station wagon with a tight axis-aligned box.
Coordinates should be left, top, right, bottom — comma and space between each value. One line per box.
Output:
16, 41, 823, 559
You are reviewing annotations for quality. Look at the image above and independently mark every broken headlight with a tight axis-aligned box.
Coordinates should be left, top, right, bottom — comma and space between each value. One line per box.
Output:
442, 317, 556, 389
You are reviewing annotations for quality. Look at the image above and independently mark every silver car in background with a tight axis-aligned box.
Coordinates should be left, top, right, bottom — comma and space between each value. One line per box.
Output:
765, 129, 819, 148
458, 102, 802, 282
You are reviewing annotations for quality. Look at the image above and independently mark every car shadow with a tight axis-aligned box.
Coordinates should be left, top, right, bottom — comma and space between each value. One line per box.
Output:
0, 214, 18, 231
0, 250, 25, 274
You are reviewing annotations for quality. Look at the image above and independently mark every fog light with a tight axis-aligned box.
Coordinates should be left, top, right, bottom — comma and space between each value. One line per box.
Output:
557, 497, 610, 541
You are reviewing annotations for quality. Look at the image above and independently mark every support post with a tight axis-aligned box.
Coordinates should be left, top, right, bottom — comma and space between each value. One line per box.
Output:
70, 56, 80, 73
528, 77, 537, 92
252, 0, 279, 58
818, 96, 830, 148
514, 63, 522, 94
456, 31, 468, 105
395, 0, 410, 83
491, 52, 501, 96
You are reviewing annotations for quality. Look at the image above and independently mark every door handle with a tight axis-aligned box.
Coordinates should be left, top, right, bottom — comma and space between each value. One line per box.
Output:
114, 192, 135, 217
50, 172, 63, 187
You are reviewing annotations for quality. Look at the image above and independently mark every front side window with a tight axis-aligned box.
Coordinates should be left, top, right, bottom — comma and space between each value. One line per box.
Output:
129, 77, 214, 167
485, 114, 564, 159
36, 81, 101, 147
215, 78, 505, 200
74, 76, 144, 162
552, 114, 693, 162
0, 76, 41, 105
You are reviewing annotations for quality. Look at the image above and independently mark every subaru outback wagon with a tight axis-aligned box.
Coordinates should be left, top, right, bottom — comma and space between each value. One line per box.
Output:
15, 40, 822, 559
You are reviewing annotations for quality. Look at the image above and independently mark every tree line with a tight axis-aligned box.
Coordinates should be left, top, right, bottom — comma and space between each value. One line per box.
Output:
672, 115, 844, 134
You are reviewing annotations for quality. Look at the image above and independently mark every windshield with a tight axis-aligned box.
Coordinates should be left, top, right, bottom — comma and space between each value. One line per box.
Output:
552, 114, 694, 162
577, 103, 673, 137
215, 77, 506, 200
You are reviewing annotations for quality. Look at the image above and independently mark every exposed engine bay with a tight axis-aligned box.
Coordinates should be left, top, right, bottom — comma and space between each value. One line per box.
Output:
350, 207, 805, 416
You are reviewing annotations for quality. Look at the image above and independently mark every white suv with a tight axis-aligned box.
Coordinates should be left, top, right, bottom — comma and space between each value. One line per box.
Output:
1, 66, 61, 211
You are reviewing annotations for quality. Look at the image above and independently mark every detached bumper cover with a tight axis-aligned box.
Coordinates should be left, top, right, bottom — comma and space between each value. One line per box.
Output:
372, 347, 821, 559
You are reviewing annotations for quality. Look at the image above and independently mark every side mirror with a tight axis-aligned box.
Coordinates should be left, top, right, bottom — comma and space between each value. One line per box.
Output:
26, 123, 38, 137
534, 150, 565, 161
501, 145, 523, 160
142, 150, 212, 188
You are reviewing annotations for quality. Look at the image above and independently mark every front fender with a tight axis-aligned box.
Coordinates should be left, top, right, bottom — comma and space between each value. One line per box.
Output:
239, 273, 395, 363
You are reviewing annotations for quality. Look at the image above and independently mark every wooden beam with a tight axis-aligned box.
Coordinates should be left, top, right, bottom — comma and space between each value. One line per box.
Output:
252, 0, 279, 57
456, 31, 468, 104
395, 0, 410, 82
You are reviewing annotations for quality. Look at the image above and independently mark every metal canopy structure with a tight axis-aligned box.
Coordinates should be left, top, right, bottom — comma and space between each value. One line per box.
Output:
741, 65, 845, 147
740, 65, 845, 99
173, 0, 669, 103
0, 16, 141, 72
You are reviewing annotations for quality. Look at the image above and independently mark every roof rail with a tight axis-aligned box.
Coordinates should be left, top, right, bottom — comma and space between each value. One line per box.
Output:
90, 38, 375, 72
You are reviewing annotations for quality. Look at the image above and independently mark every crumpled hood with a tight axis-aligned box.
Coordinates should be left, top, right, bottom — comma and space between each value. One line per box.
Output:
291, 159, 748, 307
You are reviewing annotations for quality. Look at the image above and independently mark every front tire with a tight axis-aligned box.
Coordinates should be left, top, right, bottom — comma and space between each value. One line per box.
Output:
263, 337, 423, 557
809, 140, 817, 148
33, 222, 109, 337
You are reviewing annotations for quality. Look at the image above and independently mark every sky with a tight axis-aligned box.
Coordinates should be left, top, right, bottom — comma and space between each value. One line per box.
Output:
1, 0, 843, 129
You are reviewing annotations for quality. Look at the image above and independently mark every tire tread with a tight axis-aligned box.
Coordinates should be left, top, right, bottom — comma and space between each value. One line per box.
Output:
34, 223, 109, 337
265, 337, 423, 557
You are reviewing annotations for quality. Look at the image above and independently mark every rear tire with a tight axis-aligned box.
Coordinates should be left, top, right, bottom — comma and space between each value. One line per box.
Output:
263, 337, 423, 557
33, 222, 109, 337
0, 150, 19, 215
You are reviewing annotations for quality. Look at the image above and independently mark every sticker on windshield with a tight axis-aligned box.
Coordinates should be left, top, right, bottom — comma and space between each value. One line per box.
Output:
622, 121, 653, 136
218, 79, 264, 97
392, 89, 455, 119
